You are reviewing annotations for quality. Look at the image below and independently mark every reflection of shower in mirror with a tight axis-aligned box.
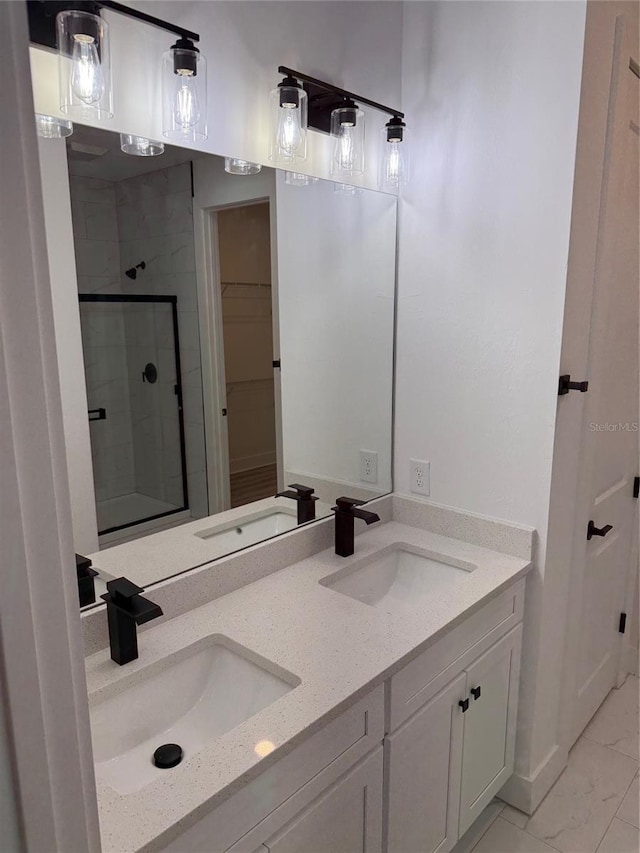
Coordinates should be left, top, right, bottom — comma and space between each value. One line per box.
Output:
125, 261, 145, 280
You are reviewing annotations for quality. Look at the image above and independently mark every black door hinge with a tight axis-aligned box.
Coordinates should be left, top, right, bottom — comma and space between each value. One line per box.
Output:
634, 476, 639, 498
619, 612, 627, 634
558, 374, 589, 395
272, 359, 281, 369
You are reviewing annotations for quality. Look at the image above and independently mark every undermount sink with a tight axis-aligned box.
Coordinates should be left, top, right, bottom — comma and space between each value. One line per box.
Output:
90, 637, 299, 794
194, 507, 299, 549
320, 544, 476, 613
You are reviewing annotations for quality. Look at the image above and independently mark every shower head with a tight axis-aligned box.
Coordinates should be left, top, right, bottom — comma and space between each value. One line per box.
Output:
125, 261, 146, 280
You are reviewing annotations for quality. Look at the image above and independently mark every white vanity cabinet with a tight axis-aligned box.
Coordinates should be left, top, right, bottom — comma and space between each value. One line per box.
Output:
159, 579, 525, 853
385, 582, 524, 853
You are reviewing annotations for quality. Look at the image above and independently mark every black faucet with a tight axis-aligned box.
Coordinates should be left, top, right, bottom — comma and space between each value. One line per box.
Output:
332, 497, 380, 557
100, 577, 163, 665
276, 483, 319, 524
76, 553, 98, 608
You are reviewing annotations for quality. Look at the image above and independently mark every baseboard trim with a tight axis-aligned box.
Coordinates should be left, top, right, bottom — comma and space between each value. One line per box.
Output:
498, 745, 568, 814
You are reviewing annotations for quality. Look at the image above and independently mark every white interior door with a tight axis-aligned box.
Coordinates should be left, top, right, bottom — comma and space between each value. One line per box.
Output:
570, 21, 639, 742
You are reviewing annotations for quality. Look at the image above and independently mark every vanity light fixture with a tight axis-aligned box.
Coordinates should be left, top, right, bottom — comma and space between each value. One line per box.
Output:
330, 99, 364, 178
162, 37, 207, 142
225, 158, 262, 176
273, 66, 406, 187
120, 134, 164, 157
35, 113, 73, 139
27, 1, 205, 134
379, 115, 409, 191
269, 74, 307, 165
57, 8, 113, 120
284, 171, 318, 187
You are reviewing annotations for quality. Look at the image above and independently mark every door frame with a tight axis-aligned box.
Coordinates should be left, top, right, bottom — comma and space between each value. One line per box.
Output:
0, 3, 100, 848
195, 194, 283, 513
557, 10, 639, 752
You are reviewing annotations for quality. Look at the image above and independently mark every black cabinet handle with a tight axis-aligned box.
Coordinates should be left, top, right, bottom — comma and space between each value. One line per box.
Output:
587, 520, 613, 540
470, 686, 482, 701
458, 698, 469, 713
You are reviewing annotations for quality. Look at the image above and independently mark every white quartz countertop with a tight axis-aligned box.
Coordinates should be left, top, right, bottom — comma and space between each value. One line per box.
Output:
86, 520, 531, 853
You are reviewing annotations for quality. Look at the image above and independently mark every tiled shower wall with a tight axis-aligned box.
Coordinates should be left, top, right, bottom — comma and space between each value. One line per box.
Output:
115, 163, 208, 519
69, 164, 208, 521
71, 177, 136, 502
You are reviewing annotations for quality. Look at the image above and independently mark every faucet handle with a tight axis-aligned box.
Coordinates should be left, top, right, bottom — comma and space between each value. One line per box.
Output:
104, 577, 145, 604
333, 496, 366, 512
287, 484, 318, 500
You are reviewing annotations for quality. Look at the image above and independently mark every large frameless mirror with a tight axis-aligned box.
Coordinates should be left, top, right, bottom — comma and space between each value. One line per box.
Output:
38, 124, 397, 605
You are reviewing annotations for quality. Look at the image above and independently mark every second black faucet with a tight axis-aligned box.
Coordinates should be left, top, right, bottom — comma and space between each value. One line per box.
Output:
332, 497, 380, 557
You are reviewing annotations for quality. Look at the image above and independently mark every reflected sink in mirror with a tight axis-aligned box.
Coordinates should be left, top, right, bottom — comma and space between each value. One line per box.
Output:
320, 545, 476, 613
90, 638, 299, 794
194, 507, 299, 549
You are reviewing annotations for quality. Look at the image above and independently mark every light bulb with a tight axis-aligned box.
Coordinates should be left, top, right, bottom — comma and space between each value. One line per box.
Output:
276, 106, 302, 159
383, 142, 403, 187
174, 72, 201, 129
335, 125, 356, 173
70, 34, 105, 104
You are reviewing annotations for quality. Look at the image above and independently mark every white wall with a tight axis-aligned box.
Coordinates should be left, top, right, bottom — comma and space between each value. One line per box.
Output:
30, 1, 403, 192
395, 0, 586, 803
37, 140, 99, 554
277, 173, 396, 492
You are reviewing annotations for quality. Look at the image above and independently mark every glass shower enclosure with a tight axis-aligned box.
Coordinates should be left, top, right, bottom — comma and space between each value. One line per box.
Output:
78, 294, 188, 536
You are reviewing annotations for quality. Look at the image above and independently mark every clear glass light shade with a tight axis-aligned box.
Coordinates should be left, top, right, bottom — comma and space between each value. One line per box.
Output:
35, 114, 73, 139
120, 134, 164, 156
269, 86, 307, 164
330, 106, 365, 177
225, 158, 262, 175
379, 129, 409, 191
57, 11, 113, 120
284, 171, 318, 187
162, 47, 207, 142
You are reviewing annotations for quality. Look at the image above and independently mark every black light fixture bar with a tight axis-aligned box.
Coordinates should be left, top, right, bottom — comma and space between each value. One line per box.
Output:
99, 1, 199, 42
27, 0, 198, 51
278, 65, 403, 130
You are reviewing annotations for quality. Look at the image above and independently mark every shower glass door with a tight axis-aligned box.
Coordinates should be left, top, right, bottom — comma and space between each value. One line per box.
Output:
79, 294, 188, 535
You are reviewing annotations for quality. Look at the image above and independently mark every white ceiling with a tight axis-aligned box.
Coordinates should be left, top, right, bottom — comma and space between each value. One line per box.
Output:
66, 124, 208, 182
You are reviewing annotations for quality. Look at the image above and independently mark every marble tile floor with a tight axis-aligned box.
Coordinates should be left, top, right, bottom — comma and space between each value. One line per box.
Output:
472, 675, 639, 853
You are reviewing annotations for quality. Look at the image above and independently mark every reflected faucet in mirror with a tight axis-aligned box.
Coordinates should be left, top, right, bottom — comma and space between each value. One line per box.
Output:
275, 483, 319, 524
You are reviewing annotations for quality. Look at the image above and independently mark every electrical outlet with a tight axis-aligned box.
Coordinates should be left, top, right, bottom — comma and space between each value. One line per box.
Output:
360, 450, 378, 484
410, 458, 430, 496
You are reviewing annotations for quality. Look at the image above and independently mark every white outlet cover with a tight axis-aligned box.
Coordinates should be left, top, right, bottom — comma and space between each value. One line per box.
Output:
410, 458, 430, 496
360, 450, 378, 484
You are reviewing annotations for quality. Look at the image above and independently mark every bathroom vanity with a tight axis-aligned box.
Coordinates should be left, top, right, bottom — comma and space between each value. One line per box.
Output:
85, 498, 532, 853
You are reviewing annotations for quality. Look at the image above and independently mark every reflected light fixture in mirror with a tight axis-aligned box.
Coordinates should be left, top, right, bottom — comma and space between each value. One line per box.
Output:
284, 171, 318, 187
379, 116, 409, 191
162, 37, 207, 142
120, 134, 165, 157
35, 114, 73, 139
333, 182, 362, 196
57, 10, 113, 120
269, 75, 307, 165
330, 100, 365, 178
225, 158, 262, 175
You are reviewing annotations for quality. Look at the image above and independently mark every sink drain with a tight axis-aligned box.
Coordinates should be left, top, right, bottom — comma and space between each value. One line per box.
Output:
153, 743, 183, 769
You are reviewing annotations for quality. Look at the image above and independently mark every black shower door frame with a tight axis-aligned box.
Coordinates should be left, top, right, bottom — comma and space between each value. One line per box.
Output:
79, 293, 189, 535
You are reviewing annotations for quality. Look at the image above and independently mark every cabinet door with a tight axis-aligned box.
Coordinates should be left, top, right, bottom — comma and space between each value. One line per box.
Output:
262, 747, 383, 853
458, 625, 522, 835
386, 673, 466, 853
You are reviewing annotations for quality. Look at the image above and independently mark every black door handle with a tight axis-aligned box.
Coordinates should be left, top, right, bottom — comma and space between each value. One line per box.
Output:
458, 698, 469, 713
470, 686, 481, 701
558, 374, 589, 395
587, 520, 613, 540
